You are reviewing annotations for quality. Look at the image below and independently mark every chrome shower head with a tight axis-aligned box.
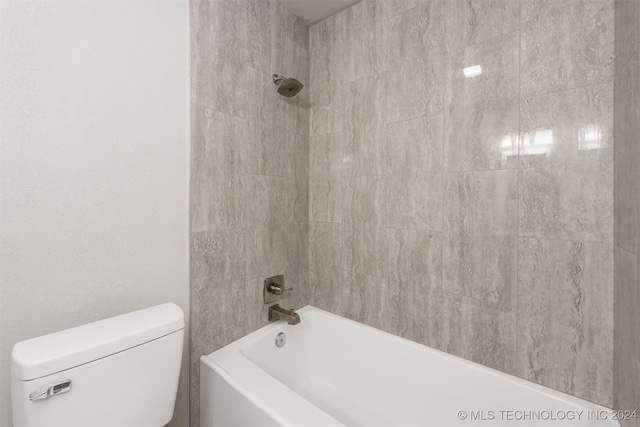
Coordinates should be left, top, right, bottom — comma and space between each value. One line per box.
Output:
272, 74, 304, 98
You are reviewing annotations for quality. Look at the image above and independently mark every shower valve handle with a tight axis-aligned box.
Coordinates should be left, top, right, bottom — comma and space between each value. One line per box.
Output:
263, 275, 292, 304
267, 283, 291, 295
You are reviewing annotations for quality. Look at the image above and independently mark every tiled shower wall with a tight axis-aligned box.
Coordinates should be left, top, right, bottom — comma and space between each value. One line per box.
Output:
189, 0, 309, 425
614, 0, 640, 424
309, 0, 614, 405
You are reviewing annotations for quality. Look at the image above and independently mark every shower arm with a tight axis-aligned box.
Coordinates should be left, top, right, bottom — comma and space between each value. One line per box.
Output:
272, 74, 286, 85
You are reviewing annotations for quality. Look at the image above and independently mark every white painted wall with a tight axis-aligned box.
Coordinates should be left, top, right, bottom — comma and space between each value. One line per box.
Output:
0, 1, 190, 425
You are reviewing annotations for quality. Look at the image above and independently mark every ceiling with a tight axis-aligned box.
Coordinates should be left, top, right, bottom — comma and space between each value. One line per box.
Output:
278, 0, 362, 26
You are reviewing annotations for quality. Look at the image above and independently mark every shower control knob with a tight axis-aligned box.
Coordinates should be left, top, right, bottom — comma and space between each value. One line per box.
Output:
268, 283, 291, 295
268, 283, 283, 295
263, 275, 293, 304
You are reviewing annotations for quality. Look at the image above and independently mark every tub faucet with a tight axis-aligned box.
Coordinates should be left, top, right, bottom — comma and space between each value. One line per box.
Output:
268, 305, 300, 325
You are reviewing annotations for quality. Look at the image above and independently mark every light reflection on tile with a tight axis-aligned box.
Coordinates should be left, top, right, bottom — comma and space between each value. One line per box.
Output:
519, 83, 613, 243
445, 32, 519, 171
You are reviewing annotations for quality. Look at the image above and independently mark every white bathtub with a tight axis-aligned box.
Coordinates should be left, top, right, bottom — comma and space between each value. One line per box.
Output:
200, 306, 620, 427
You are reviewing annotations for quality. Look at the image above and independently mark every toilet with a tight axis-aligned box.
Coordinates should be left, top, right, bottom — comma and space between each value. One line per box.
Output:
10, 303, 184, 427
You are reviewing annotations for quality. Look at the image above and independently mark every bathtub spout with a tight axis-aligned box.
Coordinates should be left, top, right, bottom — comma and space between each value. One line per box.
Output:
268, 305, 300, 325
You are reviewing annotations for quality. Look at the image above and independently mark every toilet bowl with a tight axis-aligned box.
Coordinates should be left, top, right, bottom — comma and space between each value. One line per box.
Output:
11, 303, 184, 427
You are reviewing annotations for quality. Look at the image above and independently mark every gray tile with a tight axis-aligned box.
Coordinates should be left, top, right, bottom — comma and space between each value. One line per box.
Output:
309, 174, 342, 223
444, 32, 519, 172
245, 222, 309, 332
444, 296, 517, 375
386, 228, 443, 292
384, 175, 443, 232
386, 228, 444, 348
613, 0, 639, 66
386, 116, 444, 178
310, 133, 343, 176
310, 103, 343, 137
191, 0, 621, 417
443, 170, 518, 306
614, 26, 640, 254
190, 229, 246, 340
295, 94, 311, 136
245, 277, 268, 333
343, 121, 387, 177
284, 221, 310, 309
385, 116, 444, 231
340, 0, 386, 82
190, 1, 309, 425
614, 246, 640, 414
384, 2, 444, 123
619, 419, 640, 427
191, 0, 249, 115
246, 174, 294, 226
245, 223, 286, 281
309, 222, 343, 309
246, 0, 272, 71
520, 83, 613, 242
400, 287, 448, 350
310, 41, 338, 108
521, 0, 614, 96
247, 72, 298, 177
342, 177, 385, 278
444, 0, 520, 51
379, 0, 425, 22
385, 59, 444, 124
191, 105, 246, 232
309, 16, 346, 137
342, 76, 387, 176
309, 15, 336, 53
293, 132, 309, 223
309, 62, 345, 138
271, 4, 308, 83
340, 270, 391, 332
518, 238, 613, 406
334, 269, 366, 323
613, 1, 640, 415
385, 1, 445, 71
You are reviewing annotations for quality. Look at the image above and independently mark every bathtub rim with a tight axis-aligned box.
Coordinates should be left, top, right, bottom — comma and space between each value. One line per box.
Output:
200, 305, 619, 426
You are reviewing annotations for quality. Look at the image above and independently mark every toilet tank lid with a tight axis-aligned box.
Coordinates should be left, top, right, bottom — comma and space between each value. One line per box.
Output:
11, 303, 184, 381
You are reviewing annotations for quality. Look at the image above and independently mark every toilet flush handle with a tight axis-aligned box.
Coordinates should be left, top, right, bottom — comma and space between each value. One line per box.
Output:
29, 380, 71, 401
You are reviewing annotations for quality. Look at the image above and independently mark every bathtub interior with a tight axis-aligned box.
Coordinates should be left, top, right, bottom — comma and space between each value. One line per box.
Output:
234, 307, 616, 427
240, 311, 405, 426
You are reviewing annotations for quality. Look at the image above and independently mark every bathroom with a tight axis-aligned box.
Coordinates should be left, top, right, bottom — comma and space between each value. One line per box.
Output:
0, 0, 638, 425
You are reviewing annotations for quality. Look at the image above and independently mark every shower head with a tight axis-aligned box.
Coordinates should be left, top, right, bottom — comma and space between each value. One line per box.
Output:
272, 74, 304, 98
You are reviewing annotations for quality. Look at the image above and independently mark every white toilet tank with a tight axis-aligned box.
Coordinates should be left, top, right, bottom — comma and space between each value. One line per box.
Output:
11, 303, 185, 427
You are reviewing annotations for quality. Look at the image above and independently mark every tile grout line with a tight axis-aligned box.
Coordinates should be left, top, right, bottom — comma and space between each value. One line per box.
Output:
518, 235, 613, 245
522, 78, 616, 101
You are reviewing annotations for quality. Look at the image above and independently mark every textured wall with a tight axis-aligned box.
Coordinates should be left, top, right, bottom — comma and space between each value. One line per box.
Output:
309, 0, 614, 405
0, 1, 190, 426
189, 0, 310, 425
614, 0, 640, 424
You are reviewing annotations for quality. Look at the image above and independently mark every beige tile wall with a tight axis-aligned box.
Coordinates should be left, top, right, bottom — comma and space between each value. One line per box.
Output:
190, 0, 623, 419
309, 0, 615, 406
614, 0, 640, 424
189, 0, 309, 425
